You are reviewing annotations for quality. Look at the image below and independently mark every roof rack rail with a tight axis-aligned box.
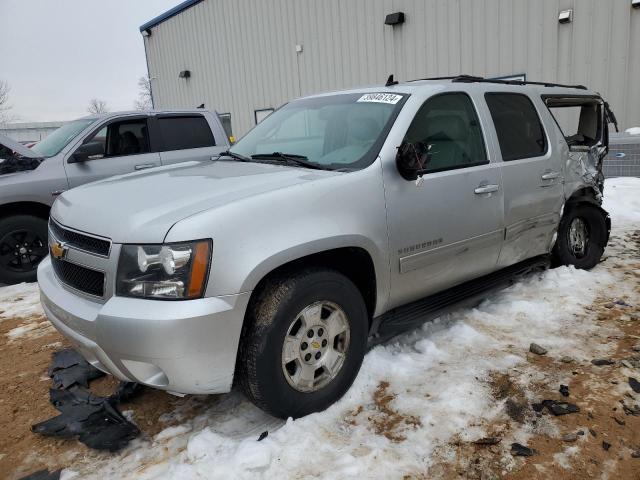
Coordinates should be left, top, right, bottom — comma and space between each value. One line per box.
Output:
407, 74, 587, 90
450, 74, 588, 90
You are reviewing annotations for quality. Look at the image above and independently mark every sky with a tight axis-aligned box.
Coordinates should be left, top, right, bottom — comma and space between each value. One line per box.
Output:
0, 0, 178, 122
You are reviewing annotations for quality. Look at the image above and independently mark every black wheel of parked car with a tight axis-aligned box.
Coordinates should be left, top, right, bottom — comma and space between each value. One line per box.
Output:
553, 204, 608, 270
0, 215, 49, 284
239, 268, 368, 419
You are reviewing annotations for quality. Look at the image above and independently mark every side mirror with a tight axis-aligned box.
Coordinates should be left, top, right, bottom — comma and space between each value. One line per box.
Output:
396, 141, 430, 181
69, 141, 104, 163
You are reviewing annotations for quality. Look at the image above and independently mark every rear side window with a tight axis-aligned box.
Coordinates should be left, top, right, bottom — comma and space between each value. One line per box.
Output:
485, 93, 547, 161
157, 116, 215, 151
403, 92, 488, 173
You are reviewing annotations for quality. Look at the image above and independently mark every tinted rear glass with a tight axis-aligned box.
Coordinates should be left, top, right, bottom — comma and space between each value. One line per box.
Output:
485, 93, 547, 161
157, 116, 215, 151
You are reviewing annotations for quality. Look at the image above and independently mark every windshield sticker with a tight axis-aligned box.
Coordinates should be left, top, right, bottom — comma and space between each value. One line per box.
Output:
357, 93, 403, 105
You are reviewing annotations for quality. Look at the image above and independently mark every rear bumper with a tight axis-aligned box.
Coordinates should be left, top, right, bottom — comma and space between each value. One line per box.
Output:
38, 256, 250, 394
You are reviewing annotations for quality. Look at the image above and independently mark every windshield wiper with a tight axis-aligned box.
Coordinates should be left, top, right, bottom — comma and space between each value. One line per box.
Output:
216, 150, 251, 162
250, 152, 332, 171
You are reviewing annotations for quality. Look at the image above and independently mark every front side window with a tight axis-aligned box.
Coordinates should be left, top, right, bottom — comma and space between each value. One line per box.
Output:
157, 116, 215, 151
402, 93, 488, 173
485, 93, 547, 161
231, 93, 408, 170
32, 119, 94, 158
80, 119, 150, 158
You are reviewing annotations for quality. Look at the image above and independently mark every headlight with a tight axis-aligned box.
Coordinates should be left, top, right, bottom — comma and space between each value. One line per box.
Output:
116, 240, 211, 300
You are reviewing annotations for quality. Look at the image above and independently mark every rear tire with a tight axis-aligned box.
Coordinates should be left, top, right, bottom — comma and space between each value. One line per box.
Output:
553, 204, 608, 270
0, 215, 49, 284
239, 268, 368, 419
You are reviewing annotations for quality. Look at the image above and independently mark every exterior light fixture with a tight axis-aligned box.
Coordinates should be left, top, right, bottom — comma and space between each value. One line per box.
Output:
178, 70, 191, 79
385, 12, 405, 26
558, 9, 573, 24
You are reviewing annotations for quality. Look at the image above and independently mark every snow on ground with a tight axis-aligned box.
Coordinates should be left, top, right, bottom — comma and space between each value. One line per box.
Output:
2, 177, 639, 479
624, 126, 640, 135
0, 282, 42, 321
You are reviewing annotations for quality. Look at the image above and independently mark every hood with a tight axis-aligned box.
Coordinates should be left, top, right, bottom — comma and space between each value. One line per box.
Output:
52, 160, 340, 243
0, 133, 43, 175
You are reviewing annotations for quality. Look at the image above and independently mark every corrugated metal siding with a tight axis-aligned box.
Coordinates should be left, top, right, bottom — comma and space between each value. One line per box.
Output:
144, 0, 640, 136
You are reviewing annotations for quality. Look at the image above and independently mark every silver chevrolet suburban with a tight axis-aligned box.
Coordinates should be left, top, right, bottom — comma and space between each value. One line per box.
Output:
0, 110, 229, 284
38, 76, 614, 419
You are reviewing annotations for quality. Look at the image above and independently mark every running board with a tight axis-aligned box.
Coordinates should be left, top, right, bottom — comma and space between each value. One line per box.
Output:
368, 256, 550, 348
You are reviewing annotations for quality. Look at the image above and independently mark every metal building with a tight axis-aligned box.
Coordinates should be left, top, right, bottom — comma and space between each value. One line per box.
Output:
141, 0, 640, 137
0, 121, 65, 143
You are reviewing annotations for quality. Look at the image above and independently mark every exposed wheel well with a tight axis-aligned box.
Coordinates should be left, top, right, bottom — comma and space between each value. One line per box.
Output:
0, 202, 50, 221
563, 187, 611, 246
247, 247, 377, 324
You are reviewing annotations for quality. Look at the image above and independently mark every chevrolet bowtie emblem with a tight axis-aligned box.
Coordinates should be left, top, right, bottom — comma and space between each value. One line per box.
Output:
50, 241, 68, 260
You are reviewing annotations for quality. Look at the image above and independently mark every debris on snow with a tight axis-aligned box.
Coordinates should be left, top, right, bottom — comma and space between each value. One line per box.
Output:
559, 384, 570, 397
529, 343, 548, 355
511, 442, 536, 456
629, 377, 640, 393
591, 358, 615, 366
532, 400, 580, 416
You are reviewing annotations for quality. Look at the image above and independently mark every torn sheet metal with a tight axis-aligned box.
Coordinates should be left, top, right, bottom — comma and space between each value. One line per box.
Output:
567, 145, 606, 198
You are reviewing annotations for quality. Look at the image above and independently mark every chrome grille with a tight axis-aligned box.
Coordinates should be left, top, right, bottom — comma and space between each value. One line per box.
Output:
51, 256, 105, 297
49, 220, 111, 257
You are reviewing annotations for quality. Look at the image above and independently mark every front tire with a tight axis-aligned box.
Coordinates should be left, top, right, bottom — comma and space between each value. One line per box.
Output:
553, 204, 608, 270
239, 268, 368, 419
0, 215, 49, 284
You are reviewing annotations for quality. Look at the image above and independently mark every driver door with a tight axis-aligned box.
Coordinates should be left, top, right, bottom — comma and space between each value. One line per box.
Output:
383, 92, 504, 309
64, 116, 160, 188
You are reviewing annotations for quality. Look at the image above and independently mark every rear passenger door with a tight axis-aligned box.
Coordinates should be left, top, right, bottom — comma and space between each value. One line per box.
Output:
65, 116, 160, 188
385, 92, 504, 308
153, 114, 223, 166
484, 93, 564, 266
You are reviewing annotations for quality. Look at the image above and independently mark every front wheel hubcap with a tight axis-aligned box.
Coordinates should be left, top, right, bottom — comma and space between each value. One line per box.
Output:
567, 217, 589, 258
281, 301, 350, 393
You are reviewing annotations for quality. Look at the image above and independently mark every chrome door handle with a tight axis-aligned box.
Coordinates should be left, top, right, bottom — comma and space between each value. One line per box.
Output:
135, 163, 156, 171
474, 184, 499, 194
541, 171, 560, 180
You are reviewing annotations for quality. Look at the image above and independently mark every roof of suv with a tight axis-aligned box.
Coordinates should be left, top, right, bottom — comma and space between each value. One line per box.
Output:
79, 109, 215, 121
307, 75, 600, 99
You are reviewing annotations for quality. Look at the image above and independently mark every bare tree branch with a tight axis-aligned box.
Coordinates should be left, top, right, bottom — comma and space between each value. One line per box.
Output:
134, 76, 153, 110
0, 80, 15, 124
87, 98, 109, 114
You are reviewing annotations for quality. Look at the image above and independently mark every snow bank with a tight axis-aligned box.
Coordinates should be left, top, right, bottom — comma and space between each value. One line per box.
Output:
0, 282, 42, 320
624, 126, 640, 135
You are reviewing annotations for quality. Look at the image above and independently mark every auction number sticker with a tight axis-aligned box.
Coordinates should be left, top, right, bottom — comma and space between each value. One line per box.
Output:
357, 93, 403, 104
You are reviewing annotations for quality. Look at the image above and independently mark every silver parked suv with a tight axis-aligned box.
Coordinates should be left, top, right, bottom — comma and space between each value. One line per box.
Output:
0, 110, 229, 284
38, 76, 614, 418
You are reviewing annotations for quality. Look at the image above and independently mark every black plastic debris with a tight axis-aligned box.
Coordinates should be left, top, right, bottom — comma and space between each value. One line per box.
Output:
559, 384, 570, 397
629, 377, 640, 394
48, 348, 104, 389
32, 387, 139, 451
532, 400, 580, 416
602, 441, 611, 451
511, 443, 536, 457
19, 469, 61, 480
33, 348, 142, 452
258, 430, 268, 441
591, 358, 615, 366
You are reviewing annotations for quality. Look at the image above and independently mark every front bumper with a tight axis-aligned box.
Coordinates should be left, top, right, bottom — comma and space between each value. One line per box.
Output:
38, 256, 250, 394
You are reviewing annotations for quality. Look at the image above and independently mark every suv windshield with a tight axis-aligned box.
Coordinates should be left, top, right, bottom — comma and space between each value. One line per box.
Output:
230, 92, 408, 170
32, 119, 95, 158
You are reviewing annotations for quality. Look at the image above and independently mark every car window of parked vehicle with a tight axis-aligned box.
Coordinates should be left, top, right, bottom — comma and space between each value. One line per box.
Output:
402, 93, 488, 173
157, 116, 216, 151
229, 93, 408, 170
545, 100, 602, 148
31, 119, 95, 158
80, 119, 150, 158
485, 93, 547, 161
